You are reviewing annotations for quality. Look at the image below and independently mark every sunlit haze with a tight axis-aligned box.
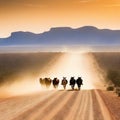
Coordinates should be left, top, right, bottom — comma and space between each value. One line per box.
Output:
40, 53, 105, 90
1, 53, 105, 97
1, 52, 105, 95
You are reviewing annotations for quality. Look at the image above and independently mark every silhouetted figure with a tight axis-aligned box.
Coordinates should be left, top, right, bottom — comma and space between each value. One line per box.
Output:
61, 77, 68, 89
70, 77, 76, 90
76, 77, 83, 90
44, 78, 52, 88
39, 77, 51, 88
39, 78, 45, 87
53, 78, 59, 88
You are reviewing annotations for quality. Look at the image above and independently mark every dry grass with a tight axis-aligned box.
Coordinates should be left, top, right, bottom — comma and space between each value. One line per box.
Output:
0, 52, 61, 85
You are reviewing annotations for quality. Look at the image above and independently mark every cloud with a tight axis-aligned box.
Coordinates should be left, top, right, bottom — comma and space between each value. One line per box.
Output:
24, 3, 46, 8
79, 0, 95, 2
0, 0, 48, 10
80, 0, 89, 2
104, 4, 120, 7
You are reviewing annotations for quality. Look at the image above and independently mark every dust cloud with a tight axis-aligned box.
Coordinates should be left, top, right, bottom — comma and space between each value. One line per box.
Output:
39, 52, 106, 90
0, 52, 106, 98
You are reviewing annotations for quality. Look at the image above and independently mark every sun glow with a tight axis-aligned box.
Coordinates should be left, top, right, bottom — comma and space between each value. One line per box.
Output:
40, 53, 105, 90
1, 52, 105, 98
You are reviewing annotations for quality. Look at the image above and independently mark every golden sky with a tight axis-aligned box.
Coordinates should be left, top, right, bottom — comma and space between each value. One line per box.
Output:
0, 0, 120, 37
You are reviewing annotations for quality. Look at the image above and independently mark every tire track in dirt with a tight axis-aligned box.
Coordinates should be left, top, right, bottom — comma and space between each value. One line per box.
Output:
92, 90, 105, 120
12, 91, 66, 120
76, 90, 89, 120
75, 90, 94, 120
83, 90, 93, 120
72, 91, 84, 120
92, 90, 114, 120
51, 91, 80, 120
34, 91, 77, 120
0, 90, 115, 120
98, 90, 118, 120
0, 91, 55, 120
65, 90, 93, 120
66, 91, 85, 120
94, 90, 114, 120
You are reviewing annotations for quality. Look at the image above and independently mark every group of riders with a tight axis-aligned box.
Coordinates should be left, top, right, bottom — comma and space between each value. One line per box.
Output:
39, 77, 83, 90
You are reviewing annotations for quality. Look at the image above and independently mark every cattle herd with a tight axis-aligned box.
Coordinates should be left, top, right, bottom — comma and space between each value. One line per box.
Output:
39, 77, 83, 90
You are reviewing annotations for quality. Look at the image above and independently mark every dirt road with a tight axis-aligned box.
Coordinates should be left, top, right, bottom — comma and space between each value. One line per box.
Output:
0, 90, 114, 120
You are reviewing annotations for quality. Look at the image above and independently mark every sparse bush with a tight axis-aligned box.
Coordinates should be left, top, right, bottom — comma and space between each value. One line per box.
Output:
106, 86, 114, 91
107, 70, 120, 87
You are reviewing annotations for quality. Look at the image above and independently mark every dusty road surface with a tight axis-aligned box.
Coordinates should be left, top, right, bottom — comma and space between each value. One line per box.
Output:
0, 90, 115, 120
0, 53, 116, 120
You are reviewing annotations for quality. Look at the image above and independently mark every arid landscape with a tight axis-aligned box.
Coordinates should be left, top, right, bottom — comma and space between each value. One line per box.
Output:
0, 90, 118, 120
0, 52, 120, 120
1, 0, 120, 119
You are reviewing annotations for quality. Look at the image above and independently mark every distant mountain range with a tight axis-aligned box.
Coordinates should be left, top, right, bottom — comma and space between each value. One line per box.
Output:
0, 26, 120, 46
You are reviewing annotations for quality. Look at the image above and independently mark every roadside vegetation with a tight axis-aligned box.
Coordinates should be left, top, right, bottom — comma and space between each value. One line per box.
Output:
93, 52, 120, 96
0, 52, 61, 86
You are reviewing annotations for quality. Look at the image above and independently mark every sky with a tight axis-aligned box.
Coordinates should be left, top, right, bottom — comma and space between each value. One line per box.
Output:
0, 0, 120, 37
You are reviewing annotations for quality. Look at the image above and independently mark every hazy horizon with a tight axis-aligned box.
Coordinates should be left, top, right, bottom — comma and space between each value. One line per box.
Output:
0, 45, 120, 53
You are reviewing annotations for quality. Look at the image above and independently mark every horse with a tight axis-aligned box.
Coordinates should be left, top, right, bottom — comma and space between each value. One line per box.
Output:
70, 77, 76, 90
39, 78, 45, 87
76, 77, 83, 90
61, 77, 68, 89
44, 77, 52, 88
39, 78, 51, 88
53, 78, 59, 88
